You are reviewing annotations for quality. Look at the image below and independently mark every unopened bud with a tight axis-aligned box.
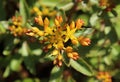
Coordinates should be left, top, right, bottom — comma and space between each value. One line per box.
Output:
58, 54, 62, 60
75, 19, 84, 29
56, 16, 63, 23
70, 21, 75, 29
44, 17, 49, 27
71, 39, 78, 45
54, 19, 60, 27
66, 46, 73, 53
52, 49, 59, 56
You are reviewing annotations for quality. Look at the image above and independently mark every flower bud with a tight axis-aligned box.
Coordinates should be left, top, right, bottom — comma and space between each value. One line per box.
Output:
34, 15, 43, 26
71, 39, 78, 45
75, 19, 84, 29
56, 16, 63, 23
65, 46, 73, 53
52, 49, 59, 56
78, 36, 91, 46
58, 54, 62, 60
54, 19, 60, 27
44, 17, 49, 27
70, 21, 75, 29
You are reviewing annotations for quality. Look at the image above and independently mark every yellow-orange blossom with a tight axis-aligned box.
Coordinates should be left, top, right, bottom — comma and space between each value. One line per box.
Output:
26, 15, 91, 66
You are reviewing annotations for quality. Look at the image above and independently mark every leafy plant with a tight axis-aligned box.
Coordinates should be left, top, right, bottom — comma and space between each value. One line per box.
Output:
0, 0, 120, 82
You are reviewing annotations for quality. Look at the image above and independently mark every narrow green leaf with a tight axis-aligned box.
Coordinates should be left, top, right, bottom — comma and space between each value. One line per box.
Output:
3, 66, 10, 78
49, 66, 63, 82
70, 58, 93, 76
56, 2, 74, 11
39, 0, 61, 7
23, 56, 36, 75
32, 49, 42, 56
20, 0, 29, 25
0, 22, 6, 34
19, 41, 30, 56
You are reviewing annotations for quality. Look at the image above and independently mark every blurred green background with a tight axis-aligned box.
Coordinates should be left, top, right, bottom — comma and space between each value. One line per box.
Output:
0, 0, 120, 82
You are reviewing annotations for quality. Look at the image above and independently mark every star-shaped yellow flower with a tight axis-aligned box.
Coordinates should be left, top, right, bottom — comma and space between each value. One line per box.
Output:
64, 25, 77, 42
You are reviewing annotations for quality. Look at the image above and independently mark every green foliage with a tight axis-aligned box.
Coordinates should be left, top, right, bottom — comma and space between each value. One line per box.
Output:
0, 0, 120, 82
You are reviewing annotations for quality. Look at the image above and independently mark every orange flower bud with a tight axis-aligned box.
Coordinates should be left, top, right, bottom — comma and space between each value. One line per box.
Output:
53, 56, 63, 67
71, 52, 79, 60
70, 21, 75, 29
58, 61, 62, 67
67, 53, 73, 58
65, 46, 73, 53
75, 19, 84, 29
78, 36, 91, 46
47, 44, 52, 49
54, 19, 60, 27
67, 52, 79, 60
38, 31, 44, 36
26, 32, 35, 36
44, 17, 49, 27
99, 0, 108, 6
42, 8, 49, 15
31, 27, 40, 33
56, 16, 63, 23
34, 15, 43, 26
71, 39, 79, 45
52, 49, 59, 56
58, 54, 62, 60
32, 7, 39, 13
53, 59, 57, 65
96, 71, 112, 82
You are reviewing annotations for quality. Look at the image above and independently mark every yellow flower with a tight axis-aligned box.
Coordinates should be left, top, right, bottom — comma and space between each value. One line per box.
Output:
96, 71, 112, 82
26, 15, 89, 66
31, 7, 42, 16
9, 16, 27, 36
26, 27, 44, 37
64, 25, 77, 42
53, 41, 64, 49
51, 49, 59, 56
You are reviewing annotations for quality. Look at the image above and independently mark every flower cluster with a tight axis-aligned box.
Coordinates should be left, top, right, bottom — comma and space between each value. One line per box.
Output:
26, 15, 91, 66
99, 0, 115, 11
96, 71, 112, 82
31, 6, 57, 16
9, 16, 27, 36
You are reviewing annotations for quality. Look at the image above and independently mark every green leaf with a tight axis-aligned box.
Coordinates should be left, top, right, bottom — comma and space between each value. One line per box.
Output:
70, 58, 93, 76
89, 13, 99, 26
23, 78, 34, 82
32, 49, 42, 56
78, 14, 89, 26
56, 2, 74, 11
20, 0, 29, 25
3, 35, 14, 56
3, 66, 10, 78
0, 22, 6, 34
19, 41, 30, 56
0, 0, 6, 20
62, 53, 70, 67
66, 76, 76, 82
23, 56, 37, 75
10, 59, 22, 72
39, 0, 61, 7
49, 66, 63, 82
